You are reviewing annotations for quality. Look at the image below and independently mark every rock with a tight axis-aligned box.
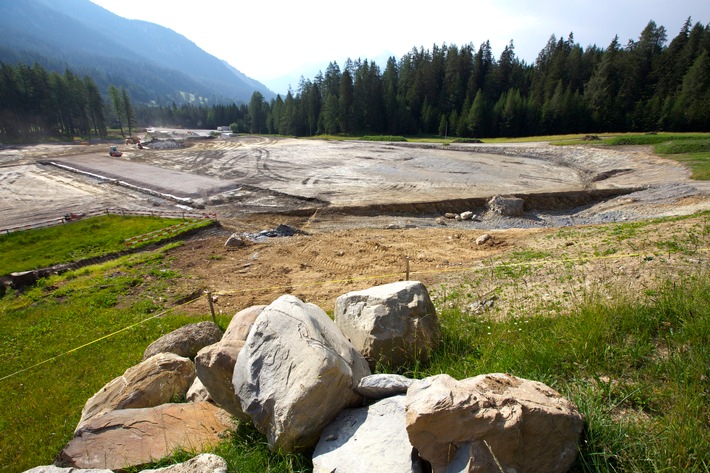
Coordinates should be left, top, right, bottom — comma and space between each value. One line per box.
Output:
487, 195, 524, 216
356, 374, 415, 399
76, 353, 195, 433
405, 373, 584, 473
142, 321, 223, 361
313, 396, 422, 473
57, 402, 235, 470
224, 233, 247, 248
435, 217, 446, 225
476, 233, 492, 245
186, 376, 210, 402
444, 212, 458, 219
23, 466, 111, 473
194, 305, 264, 419
233, 295, 370, 452
11, 270, 36, 288
460, 211, 474, 220
140, 453, 228, 473
334, 281, 441, 369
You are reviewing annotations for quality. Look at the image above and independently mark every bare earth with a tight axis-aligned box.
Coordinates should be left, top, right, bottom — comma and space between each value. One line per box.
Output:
1, 134, 708, 316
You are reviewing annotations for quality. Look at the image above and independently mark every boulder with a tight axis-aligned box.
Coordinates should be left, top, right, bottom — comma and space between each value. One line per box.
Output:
233, 295, 371, 452
487, 195, 524, 216
23, 466, 111, 473
194, 305, 264, 419
224, 233, 247, 248
475, 233, 492, 245
460, 211, 474, 221
57, 402, 235, 470
444, 213, 458, 219
76, 353, 195, 433
356, 374, 415, 399
334, 281, 441, 369
140, 453, 228, 473
142, 321, 223, 361
313, 396, 422, 473
405, 373, 584, 473
186, 376, 210, 402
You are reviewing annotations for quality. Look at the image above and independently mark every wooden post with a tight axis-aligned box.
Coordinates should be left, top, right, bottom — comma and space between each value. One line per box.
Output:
405, 256, 410, 281
206, 291, 216, 323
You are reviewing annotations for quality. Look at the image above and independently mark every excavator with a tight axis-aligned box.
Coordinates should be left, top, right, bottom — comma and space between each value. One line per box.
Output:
109, 145, 122, 157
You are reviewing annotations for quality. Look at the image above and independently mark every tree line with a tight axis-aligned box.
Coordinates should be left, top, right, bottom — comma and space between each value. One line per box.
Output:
1, 18, 708, 142
0, 62, 143, 142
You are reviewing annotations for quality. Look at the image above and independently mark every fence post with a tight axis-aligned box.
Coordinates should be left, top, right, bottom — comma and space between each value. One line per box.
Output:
405, 256, 410, 281
206, 291, 216, 323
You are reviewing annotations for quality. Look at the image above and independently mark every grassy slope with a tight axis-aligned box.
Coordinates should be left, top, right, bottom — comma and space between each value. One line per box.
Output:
1, 214, 708, 472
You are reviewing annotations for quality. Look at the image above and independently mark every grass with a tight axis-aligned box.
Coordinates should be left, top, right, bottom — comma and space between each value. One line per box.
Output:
0, 215, 213, 274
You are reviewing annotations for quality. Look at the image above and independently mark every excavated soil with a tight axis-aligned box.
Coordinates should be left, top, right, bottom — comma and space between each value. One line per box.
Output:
1, 134, 708, 317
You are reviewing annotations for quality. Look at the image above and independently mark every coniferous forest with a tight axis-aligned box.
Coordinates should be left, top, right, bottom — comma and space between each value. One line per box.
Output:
1, 19, 708, 142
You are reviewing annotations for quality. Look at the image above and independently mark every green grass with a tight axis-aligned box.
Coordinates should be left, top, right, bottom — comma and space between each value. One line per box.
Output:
0, 215, 212, 274
360, 135, 407, 142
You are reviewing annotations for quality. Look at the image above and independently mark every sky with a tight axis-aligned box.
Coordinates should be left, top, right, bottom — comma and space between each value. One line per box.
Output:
90, 0, 710, 95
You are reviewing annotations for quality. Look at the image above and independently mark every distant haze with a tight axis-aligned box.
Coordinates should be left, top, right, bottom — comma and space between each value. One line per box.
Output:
92, 0, 710, 96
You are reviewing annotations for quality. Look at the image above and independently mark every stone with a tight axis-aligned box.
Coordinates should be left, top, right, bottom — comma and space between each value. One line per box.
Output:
140, 453, 228, 473
356, 374, 415, 399
57, 402, 235, 470
11, 270, 36, 288
142, 321, 223, 361
194, 305, 265, 419
224, 233, 247, 248
487, 195, 524, 216
186, 376, 210, 402
313, 396, 422, 473
476, 233, 492, 245
444, 212, 458, 219
435, 217, 446, 225
405, 373, 584, 473
460, 211, 474, 220
23, 467, 111, 473
233, 295, 370, 452
76, 353, 195, 433
334, 281, 441, 369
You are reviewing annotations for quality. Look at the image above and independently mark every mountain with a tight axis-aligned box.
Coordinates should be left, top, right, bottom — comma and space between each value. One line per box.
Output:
0, 0, 275, 104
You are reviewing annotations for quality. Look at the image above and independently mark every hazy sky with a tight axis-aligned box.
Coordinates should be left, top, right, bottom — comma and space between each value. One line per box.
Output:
90, 0, 709, 93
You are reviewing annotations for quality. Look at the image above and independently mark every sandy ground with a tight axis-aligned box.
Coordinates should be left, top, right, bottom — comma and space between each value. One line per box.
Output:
2, 134, 708, 318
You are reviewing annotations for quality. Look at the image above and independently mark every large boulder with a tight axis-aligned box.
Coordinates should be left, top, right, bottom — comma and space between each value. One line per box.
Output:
57, 402, 235, 470
405, 373, 584, 473
334, 281, 440, 369
142, 321, 223, 361
194, 305, 264, 419
356, 373, 415, 400
487, 195, 524, 216
313, 395, 422, 473
233, 295, 371, 452
76, 353, 195, 433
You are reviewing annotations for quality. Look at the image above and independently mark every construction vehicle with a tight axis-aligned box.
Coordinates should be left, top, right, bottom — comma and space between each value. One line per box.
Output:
109, 146, 122, 157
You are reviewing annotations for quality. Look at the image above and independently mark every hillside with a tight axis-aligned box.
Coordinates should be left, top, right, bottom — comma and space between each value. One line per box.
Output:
0, 0, 275, 104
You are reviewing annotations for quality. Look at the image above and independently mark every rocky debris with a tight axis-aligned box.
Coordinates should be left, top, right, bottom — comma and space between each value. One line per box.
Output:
356, 373, 415, 399
468, 296, 496, 314
57, 402, 234, 470
476, 233, 492, 245
76, 353, 195, 433
195, 306, 264, 420
334, 281, 441, 369
313, 396, 422, 473
186, 376, 210, 402
224, 233, 248, 248
140, 454, 228, 473
142, 321, 223, 361
488, 195, 525, 216
405, 373, 584, 473
141, 138, 184, 150
233, 295, 371, 452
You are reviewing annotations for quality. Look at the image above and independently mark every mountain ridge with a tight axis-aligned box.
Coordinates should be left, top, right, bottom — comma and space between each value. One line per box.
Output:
0, 0, 275, 104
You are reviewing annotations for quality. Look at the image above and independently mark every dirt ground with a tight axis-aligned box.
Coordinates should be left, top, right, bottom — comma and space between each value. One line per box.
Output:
1, 135, 708, 317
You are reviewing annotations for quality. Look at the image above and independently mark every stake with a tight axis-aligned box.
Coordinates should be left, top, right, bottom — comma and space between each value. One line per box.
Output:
405, 256, 410, 281
206, 290, 216, 323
